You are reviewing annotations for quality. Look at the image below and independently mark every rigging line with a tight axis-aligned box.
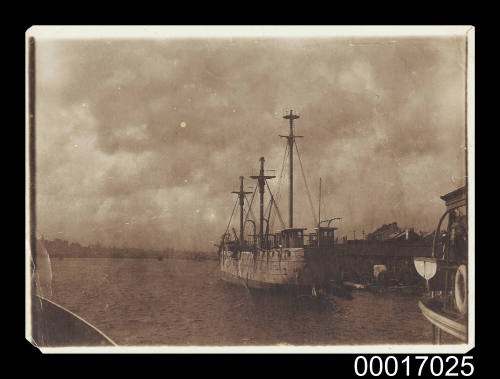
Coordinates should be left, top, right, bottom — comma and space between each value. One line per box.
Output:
272, 196, 285, 230
242, 176, 257, 225
244, 195, 257, 226
275, 140, 289, 201
266, 180, 285, 229
243, 185, 257, 226
265, 196, 273, 237
263, 187, 274, 220
270, 142, 289, 228
295, 141, 318, 226
243, 186, 257, 223
269, 195, 278, 231
225, 197, 239, 236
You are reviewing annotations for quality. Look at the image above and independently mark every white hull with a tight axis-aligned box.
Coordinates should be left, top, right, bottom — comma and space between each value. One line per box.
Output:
220, 248, 316, 290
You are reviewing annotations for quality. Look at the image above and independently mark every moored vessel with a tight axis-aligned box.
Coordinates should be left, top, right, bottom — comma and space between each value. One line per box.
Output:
218, 110, 341, 295
414, 186, 468, 343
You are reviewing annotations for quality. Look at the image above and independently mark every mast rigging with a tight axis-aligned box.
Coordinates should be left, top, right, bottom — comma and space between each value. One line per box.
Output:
250, 157, 276, 248
232, 176, 252, 248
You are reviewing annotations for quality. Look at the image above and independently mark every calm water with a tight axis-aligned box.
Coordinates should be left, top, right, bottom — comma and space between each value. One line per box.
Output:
48, 257, 457, 346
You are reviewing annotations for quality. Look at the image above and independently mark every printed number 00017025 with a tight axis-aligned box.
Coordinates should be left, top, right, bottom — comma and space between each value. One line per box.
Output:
354, 356, 474, 377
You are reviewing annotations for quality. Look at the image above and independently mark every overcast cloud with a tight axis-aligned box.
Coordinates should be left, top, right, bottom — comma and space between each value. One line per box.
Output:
34, 36, 467, 251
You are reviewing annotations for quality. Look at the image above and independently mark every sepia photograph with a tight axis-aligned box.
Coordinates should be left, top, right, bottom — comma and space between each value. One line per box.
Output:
26, 25, 474, 353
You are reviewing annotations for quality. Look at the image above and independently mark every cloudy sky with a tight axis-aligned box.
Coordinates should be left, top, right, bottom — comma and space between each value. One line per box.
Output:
34, 32, 467, 251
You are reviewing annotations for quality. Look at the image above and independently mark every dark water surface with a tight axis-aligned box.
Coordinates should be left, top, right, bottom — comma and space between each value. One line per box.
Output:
49, 258, 456, 346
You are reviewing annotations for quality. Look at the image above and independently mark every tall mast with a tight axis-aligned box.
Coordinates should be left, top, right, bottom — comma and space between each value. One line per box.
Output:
232, 176, 251, 247
281, 110, 302, 228
318, 177, 321, 247
250, 157, 275, 248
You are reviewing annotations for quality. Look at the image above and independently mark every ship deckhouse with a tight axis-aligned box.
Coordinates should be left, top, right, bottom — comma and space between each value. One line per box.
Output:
276, 228, 307, 248
310, 226, 338, 248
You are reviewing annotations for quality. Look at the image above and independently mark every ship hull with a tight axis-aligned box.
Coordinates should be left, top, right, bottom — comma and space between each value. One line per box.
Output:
220, 248, 324, 293
221, 270, 310, 292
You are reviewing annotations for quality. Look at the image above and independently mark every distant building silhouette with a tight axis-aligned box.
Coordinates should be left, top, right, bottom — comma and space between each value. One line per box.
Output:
366, 222, 400, 241
366, 222, 423, 242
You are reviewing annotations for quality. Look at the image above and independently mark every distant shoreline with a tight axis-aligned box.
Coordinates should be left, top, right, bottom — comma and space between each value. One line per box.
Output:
52, 255, 218, 261
37, 238, 217, 262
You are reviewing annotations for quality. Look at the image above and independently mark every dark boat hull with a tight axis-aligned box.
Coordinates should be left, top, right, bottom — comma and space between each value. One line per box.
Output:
31, 295, 116, 347
418, 299, 467, 342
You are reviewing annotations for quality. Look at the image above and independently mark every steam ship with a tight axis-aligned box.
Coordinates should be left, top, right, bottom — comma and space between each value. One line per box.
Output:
217, 110, 342, 294
413, 186, 468, 344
